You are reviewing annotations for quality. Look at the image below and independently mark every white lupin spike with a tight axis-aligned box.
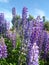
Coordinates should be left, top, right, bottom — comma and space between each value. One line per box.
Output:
30, 42, 39, 65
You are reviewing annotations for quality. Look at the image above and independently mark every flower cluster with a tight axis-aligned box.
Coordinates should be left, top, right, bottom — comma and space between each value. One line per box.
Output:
0, 13, 9, 35
28, 42, 39, 65
0, 37, 7, 58
6, 29, 16, 49
45, 33, 49, 54
22, 7, 28, 21
11, 30, 16, 49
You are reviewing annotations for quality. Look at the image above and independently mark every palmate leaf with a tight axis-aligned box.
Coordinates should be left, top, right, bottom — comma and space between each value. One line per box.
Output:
39, 59, 45, 65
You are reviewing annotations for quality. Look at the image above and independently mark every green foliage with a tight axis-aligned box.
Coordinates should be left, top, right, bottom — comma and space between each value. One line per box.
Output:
39, 51, 49, 65
12, 15, 20, 25
44, 21, 49, 31
39, 59, 45, 65
11, 15, 21, 30
42, 16, 45, 22
28, 14, 34, 21
39, 58, 49, 65
16, 15, 20, 20
0, 58, 9, 65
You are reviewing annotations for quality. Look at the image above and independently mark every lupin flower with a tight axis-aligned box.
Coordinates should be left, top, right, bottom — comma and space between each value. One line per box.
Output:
6, 29, 16, 49
45, 33, 49, 55
0, 37, 7, 58
43, 31, 48, 51
22, 7, 28, 21
27, 42, 39, 65
45, 39, 49, 54
11, 29, 16, 49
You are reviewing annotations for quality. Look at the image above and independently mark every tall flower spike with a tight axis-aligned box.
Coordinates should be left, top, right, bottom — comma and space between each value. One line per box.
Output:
12, 7, 16, 17
0, 37, 7, 58
28, 42, 39, 65
22, 7, 28, 21
12, 29, 16, 49
45, 34, 49, 57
